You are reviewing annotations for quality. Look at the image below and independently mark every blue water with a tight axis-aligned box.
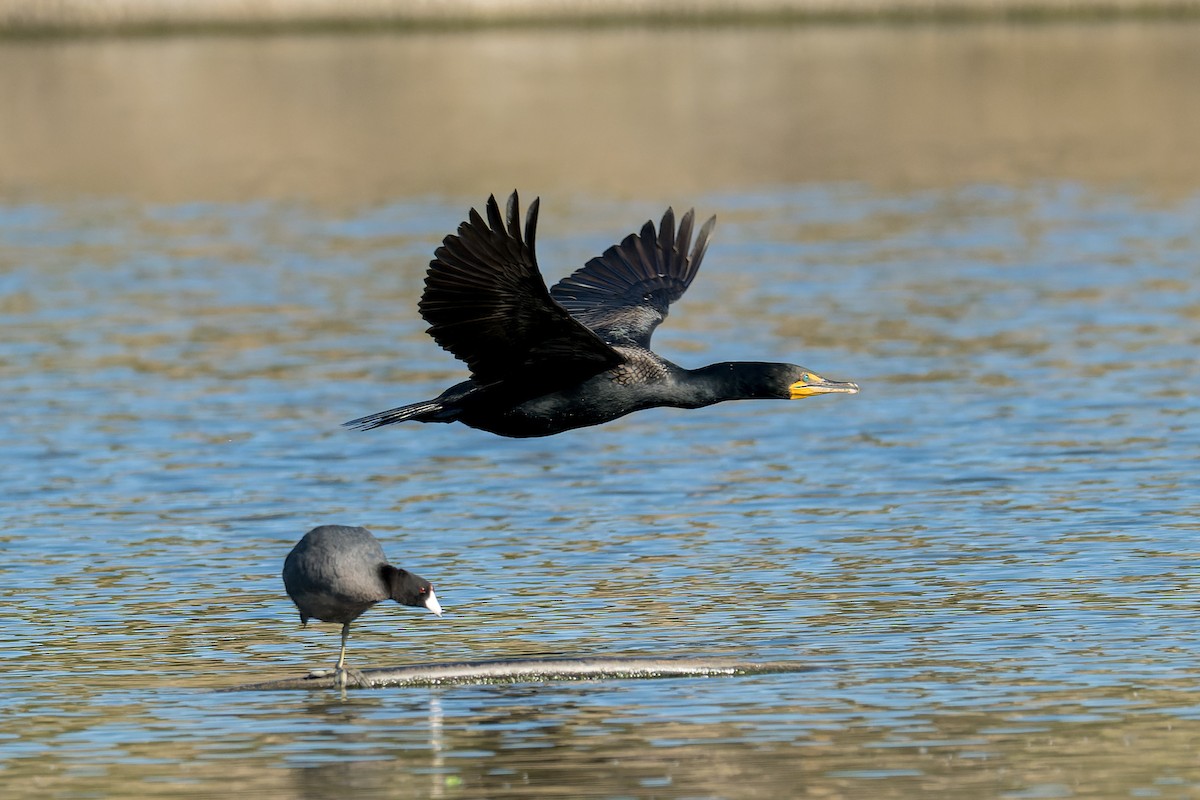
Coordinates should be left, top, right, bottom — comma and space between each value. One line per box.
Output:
2, 184, 1198, 798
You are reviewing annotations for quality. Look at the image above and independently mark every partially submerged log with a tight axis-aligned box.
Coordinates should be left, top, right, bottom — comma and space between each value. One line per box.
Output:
227, 656, 809, 691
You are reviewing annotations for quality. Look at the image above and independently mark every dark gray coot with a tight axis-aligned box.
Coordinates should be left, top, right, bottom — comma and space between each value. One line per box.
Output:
282, 524, 442, 686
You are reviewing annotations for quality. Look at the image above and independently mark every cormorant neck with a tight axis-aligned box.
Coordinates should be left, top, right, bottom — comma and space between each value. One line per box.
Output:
685, 362, 796, 406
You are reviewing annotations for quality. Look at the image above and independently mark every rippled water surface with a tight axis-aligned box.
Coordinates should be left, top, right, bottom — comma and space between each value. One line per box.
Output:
3, 22, 1200, 800
5, 183, 1198, 798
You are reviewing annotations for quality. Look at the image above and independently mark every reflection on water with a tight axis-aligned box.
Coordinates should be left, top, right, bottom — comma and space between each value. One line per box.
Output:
3, 21, 1200, 800
2, 181, 1198, 797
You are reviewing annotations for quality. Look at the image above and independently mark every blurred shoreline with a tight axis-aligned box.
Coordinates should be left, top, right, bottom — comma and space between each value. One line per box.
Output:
3, 0, 1200, 36
4, 22, 1199, 205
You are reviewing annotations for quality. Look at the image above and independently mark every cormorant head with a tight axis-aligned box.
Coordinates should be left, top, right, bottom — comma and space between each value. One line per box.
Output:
784, 365, 860, 400
383, 566, 443, 617
695, 362, 860, 402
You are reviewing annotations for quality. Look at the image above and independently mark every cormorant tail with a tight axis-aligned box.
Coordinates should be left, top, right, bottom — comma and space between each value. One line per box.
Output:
343, 399, 455, 431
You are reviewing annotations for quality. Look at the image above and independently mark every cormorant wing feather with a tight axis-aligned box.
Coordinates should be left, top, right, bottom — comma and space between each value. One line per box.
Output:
549, 207, 716, 348
419, 191, 624, 387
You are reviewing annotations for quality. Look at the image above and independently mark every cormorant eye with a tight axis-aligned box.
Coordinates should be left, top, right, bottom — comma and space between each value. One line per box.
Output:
801, 373, 812, 383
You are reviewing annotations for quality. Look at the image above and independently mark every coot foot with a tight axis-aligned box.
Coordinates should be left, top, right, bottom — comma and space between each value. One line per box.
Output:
334, 666, 370, 689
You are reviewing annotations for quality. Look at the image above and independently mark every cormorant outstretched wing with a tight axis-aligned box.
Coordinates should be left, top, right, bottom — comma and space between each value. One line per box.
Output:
549, 207, 716, 348
419, 191, 624, 388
